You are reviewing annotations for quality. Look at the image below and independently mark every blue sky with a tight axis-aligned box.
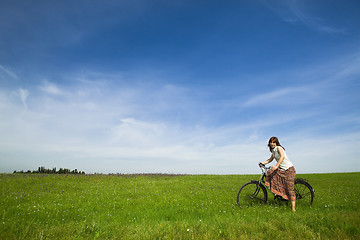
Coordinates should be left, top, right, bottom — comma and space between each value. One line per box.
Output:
1, 0, 359, 174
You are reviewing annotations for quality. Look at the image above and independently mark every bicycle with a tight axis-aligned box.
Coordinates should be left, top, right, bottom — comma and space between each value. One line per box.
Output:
237, 163, 314, 208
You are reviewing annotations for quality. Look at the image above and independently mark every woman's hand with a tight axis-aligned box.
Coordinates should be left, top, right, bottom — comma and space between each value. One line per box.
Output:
271, 166, 278, 171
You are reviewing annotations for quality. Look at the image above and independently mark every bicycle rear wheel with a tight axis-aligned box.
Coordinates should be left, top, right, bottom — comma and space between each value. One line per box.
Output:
237, 181, 267, 208
294, 178, 314, 206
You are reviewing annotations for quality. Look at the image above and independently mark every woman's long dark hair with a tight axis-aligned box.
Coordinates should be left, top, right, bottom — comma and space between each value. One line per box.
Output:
268, 136, 285, 152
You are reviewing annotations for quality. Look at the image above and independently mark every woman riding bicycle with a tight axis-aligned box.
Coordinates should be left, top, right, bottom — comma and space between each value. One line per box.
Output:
260, 137, 296, 212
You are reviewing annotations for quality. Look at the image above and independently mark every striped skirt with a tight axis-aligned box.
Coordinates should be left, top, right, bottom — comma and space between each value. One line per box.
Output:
264, 166, 296, 201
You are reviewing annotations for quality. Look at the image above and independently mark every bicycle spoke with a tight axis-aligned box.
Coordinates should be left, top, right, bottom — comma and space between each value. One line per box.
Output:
294, 180, 314, 206
237, 182, 267, 207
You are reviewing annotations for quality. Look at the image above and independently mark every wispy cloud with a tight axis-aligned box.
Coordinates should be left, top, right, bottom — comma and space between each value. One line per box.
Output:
242, 86, 314, 107
0, 65, 19, 80
331, 54, 360, 81
0, 74, 270, 173
40, 81, 64, 95
286, 132, 360, 173
263, 0, 346, 34
1, 52, 359, 174
0, 85, 263, 174
242, 51, 360, 110
110, 118, 167, 146
13, 88, 29, 109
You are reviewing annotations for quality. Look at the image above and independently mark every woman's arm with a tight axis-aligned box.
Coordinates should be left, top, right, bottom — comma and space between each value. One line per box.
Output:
261, 155, 274, 165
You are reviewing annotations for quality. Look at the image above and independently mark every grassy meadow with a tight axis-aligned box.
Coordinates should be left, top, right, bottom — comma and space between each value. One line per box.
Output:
1, 172, 359, 239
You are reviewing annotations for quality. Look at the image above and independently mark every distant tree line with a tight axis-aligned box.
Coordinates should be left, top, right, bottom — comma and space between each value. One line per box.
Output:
13, 166, 85, 174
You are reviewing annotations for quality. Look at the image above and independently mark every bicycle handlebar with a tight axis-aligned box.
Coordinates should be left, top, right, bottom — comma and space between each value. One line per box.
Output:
258, 162, 272, 172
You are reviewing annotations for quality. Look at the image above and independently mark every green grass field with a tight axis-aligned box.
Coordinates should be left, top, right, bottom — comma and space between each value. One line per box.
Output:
1, 172, 359, 239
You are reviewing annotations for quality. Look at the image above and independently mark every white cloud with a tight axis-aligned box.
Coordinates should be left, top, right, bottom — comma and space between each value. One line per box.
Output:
331, 55, 360, 81
110, 118, 167, 146
263, 0, 345, 34
242, 86, 314, 107
286, 132, 360, 173
40, 81, 64, 95
0, 65, 19, 80
13, 88, 29, 109
241, 51, 360, 110
0, 83, 268, 174
1, 57, 359, 174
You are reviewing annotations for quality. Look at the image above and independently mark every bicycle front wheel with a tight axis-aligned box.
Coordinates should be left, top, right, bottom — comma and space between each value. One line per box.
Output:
294, 178, 314, 206
237, 181, 267, 208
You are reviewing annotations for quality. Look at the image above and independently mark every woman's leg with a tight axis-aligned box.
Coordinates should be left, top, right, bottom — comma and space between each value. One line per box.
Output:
291, 200, 296, 212
287, 167, 296, 212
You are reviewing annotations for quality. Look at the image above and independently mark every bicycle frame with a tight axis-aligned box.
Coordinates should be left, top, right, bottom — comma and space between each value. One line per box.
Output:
247, 164, 271, 200
258, 163, 314, 202
258, 163, 271, 184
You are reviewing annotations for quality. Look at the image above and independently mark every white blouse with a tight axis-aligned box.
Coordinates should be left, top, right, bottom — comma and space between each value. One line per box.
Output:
272, 146, 293, 170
